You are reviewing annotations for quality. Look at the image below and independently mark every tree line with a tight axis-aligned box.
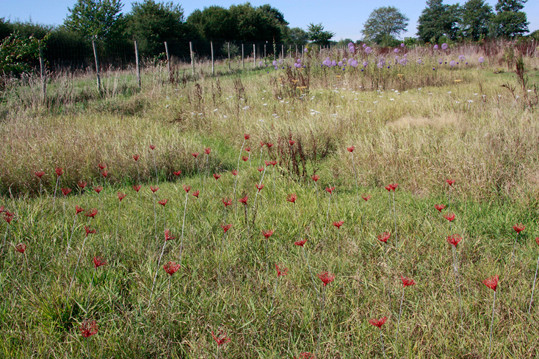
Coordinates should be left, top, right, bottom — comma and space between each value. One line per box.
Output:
0, 0, 536, 75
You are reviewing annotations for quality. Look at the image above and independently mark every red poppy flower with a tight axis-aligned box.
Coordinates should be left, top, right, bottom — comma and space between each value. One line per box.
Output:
295, 353, 315, 359
211, 331, 231, 346
391, 183, 399, 190
192, 152, 199, 158
378, 232, 391, 243
133, 154, 140, 161
94, 186, 103, 194
165, 229, 175, 241
163, 261, 181, 275
101, 171, 108, 178
173, 170, 182, 176
61, 188, 72, 196
447, 234, 462, 247
204, 147, 211, 155
385, 185, 392, 191
222, 198, 232, 207
312, 174, 320, 182
333, 220, 344, 229
75, 205, 84, 214
0, 206, 4, 213
369, 317, 387, 328
512, 224, 525, 233
347, 146, 355, 152
183, 185, 191, 193
93, 256, 107, 268
133, 185, 142, 192
4, 214, 14, 224
80, 320, 98, 338
535, 237, 539, 246
150, 186, 159, 193
443, 213, 456, 222
231, 170, 238, 176
257, 167, 264, 172
244, 134, 250, 140
149, 144, 156, 150
270, 160, 277, 166
260, 141, 265, 147
98, 163, 106, 170
85, 209, 98, 218
192, 190, 200, 198
55, 167, 63, 177
239, 195, 248, 204
401, 276, 416, 287
256, 184, 264, 192
483, 275, 499, 291
264, 160, 271, 167
15, 243, 26, 253
35, 171, 45, 178
446, 179, 455, 186
84, 226, 96, 236
221, 224, 232, 233
287, 193, 297, 203
362, 194, 371, 201
295, 239, 307, 247
434, 204, 446, 212
276, 264, 288, 277
262, 229, 274, 239
118, 192, 126, 202
158, 199, 168, 206
242, 156, 249, 162
325, 186, 335, 194
289, 140, 296, 146
78, 181, 87, 189
244, 147, 251, 152
266, 143, 274, 148
318, 272, 335, 286
213, 173, 221, 180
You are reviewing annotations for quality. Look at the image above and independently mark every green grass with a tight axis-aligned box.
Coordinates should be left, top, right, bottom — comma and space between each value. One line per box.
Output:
0, 48, 538, 358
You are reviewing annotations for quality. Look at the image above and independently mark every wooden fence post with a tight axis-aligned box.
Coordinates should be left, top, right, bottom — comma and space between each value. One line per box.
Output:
189, 41, 195, 76
211, 41, 214, 75
92, 40, 101, 93
253, 44, 256, 68
241, 43, 244, 69
281, 44, 284, 59
164, 41, 171, 81
39, 47, 46, 103
227, 42, 231, 71
134, 40, 141, 89
295, 44, 298, 58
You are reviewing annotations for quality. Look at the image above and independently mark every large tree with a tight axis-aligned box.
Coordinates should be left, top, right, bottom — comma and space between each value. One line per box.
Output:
125, 0, 190, 56
461, 0, 493, 41
187, 6, 235, 41
362, 7, 408, 45
307, 23, 334, 46
64, 0, 124, 42
417, 0, 460, 43
491, 0, 528, 38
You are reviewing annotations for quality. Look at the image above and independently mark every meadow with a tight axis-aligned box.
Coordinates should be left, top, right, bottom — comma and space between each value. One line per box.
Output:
0, 42, 538, 358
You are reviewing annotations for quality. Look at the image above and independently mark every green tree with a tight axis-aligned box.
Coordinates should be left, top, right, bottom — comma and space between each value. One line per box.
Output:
0, 32, 43, 76
461, 0, 493, 41
307, 23, 334, 46
187, 6, 235, 40
492, 0, 528, 38
362, 7, 408, 45
125, 0, 188, 56
64, 0, 124, 42
417, 0, 461, 43
283, 27, 308, 46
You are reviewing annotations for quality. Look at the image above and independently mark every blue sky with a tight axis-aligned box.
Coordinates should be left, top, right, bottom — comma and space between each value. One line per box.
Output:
3, 0, 538, 40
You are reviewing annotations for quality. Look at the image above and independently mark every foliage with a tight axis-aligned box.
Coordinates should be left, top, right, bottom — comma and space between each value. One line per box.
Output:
417, 0, 461, 43
461, 0, 493, 41
64, 0, 124, 43
125, 0, 189, 57
491, 0, 529, 39
0, 32, 44, 76
307, 23, 334, 46
362, 7, 408, 46
283, 27, 309, 46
